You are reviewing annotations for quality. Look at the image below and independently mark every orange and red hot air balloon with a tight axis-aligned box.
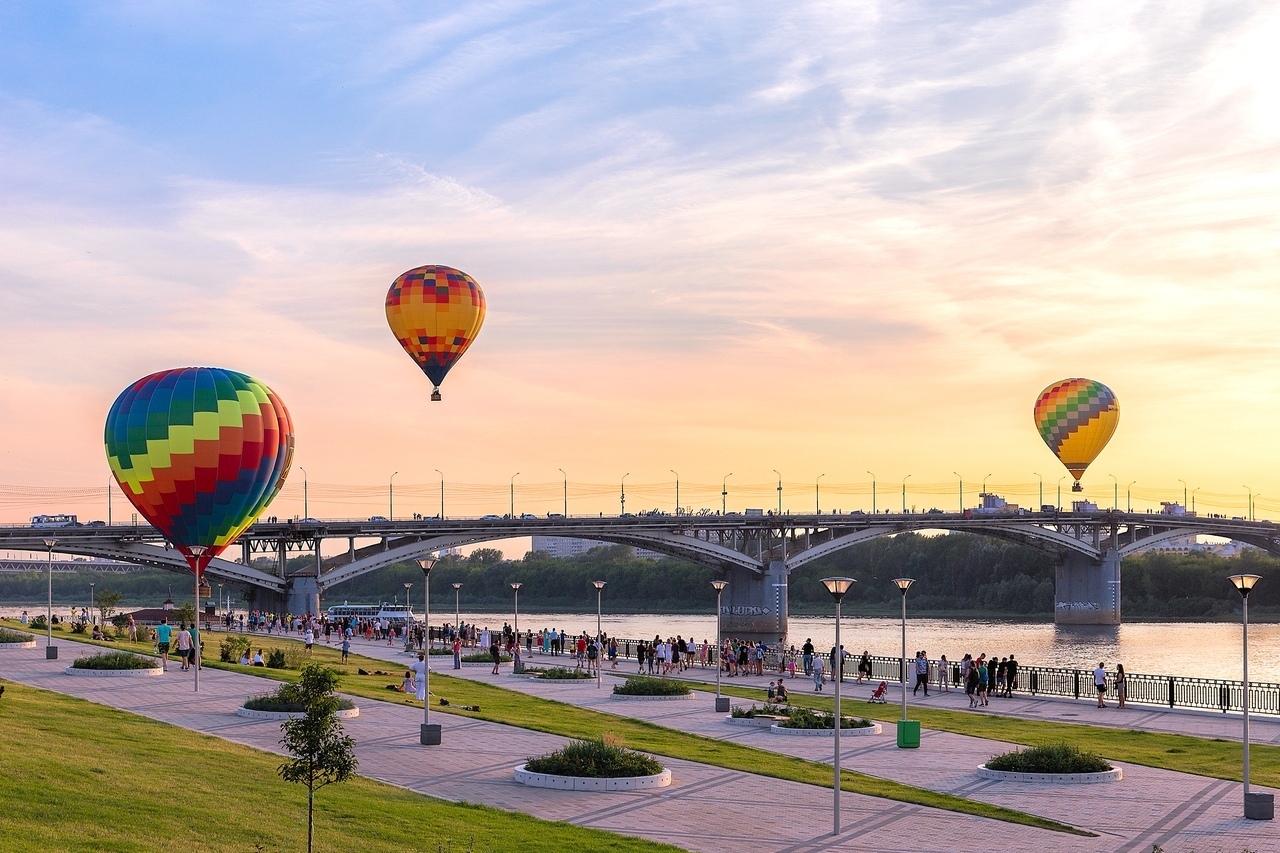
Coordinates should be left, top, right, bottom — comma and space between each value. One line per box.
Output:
386, 265, 486, 401
1033, 378, 1119, 492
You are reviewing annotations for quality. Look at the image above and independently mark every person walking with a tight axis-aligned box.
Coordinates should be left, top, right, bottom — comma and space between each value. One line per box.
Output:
175, 623, 192, 672
1004, 654, 1018, 698
812, 654, 825, 692
913, 651, 929, 697
452, 636, 462, 670
802, 638, 814, 676
340, 633, 351, 663
1094, 661, 1108, 708
155, 618, 172, 672
490, 637, 502, 674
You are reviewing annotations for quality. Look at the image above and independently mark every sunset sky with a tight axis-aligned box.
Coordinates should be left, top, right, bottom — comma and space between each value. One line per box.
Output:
2, 2, 1279, 526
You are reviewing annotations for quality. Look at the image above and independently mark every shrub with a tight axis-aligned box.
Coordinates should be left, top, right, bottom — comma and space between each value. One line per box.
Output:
220, 636, 253, 663
244, 684, 356, 713
266, 649, 288, 669
0, 627, 34, 644
29, 616, 47, 631
612, 676, 691, 696
70, 621, 88, 634
778, 707, 873, 730
462, 651, 510, 663
71, 651, 157, 670
282, 646, 310, 670
111, 614, 131, 633
536, 667, 594, 680
525, 736, 663, 778
985, 743, 1112, 774
730, 703, 789, 718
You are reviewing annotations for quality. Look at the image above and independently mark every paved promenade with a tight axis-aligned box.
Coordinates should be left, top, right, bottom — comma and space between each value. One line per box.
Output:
2, 639, 1277, 852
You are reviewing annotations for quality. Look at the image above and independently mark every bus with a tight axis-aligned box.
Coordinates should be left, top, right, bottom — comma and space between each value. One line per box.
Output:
31, 514, 79, 528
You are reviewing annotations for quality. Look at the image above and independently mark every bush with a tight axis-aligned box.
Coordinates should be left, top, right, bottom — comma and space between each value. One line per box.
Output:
266, 649, 288, 669
282, 646, 310, 670
462, 651, 510, 663
778, 707, 873, 730
220, 636, 253, 663
986, 743, 1112, 774
70, 621, 88, 634
730, 703, 789, 718
29, 615, 47, 631
243, 683, 356, 713
524, 736, 663, 778
0, 627, 34, 644
612, 676, 691, 696
71, 652, 157, 670
536, 667, 594, 680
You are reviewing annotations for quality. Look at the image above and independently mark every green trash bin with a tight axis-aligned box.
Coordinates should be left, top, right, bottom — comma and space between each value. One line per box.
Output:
896, 720, 920, 749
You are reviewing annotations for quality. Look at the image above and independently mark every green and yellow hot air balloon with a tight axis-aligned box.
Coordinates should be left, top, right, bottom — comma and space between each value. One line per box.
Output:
1033, 378, 1119, 493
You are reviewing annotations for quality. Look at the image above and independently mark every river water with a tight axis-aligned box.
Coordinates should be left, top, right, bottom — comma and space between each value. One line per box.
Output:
6, 604, 1276, 684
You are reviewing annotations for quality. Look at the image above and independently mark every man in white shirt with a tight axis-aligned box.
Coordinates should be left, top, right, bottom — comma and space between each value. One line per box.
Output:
176, 625, 193, 672
1093, 662, 1108, 708
409, 653, 428, 702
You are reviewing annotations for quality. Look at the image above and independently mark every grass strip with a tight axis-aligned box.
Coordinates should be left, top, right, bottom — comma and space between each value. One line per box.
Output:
0, 679, 683, 853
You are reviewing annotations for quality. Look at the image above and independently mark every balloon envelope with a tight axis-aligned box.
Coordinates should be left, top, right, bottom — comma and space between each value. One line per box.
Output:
1033, 378, 1119, 487
105, 367, 294, 576
386, 265, 486, 400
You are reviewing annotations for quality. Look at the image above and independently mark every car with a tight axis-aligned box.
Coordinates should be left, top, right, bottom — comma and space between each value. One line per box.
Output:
86, 520, 107, 527
519, 513, 538, 520
368, 515, 389, 522
299, 517, 321, 525
547, 512, 565, 519
480, 514, 502, 521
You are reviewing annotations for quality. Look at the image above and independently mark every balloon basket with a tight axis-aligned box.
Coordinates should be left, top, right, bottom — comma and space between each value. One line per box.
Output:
1071, 482, 1083, 493
430, 388, 441, 402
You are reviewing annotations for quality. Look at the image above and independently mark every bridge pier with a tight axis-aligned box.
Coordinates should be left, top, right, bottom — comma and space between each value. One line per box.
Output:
285, 575, 321, 617
720, 560, 789, 644
1054, 551, 1121, 625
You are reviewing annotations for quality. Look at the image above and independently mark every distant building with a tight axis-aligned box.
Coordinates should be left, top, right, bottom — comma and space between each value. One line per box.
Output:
531, 536, 663, 560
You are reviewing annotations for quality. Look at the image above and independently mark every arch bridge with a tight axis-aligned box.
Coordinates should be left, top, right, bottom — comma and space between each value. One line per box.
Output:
2, 510, 1273, 642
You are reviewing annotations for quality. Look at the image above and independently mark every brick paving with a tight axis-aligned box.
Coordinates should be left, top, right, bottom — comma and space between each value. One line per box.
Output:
2, 639, 1277, 852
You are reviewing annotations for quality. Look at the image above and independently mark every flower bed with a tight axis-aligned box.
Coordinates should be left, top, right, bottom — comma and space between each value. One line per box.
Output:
978, 744, 1120, 783
66, 651, 162, 676
0, 627, 36, 648
725, 703, 790, 727
528, 667, 596, 682
611, 676, 693, 699
770, 707, 880, 736
515, 738, 670, 791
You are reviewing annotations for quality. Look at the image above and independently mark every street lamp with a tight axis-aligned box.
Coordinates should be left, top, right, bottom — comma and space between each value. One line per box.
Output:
1228, 574, 1272, 820
300, 466, 308, 519
773, 469, 782, 515
403, 582, 414, 650
1178, 478, 1187, 511
1033, 473, 1043, 510
452, 583, 462, 643
43, 538, 56, 658
1057, 477, 1065, 510
188, 545, 208, 693
892, 578, 919, 749
389, 471, 398, 521
89, 582, 95, 625
1109, 473, 1118, 510
592, 580, 606, 689
435, 469, 444, 519
558, 468, 568, 517
953, 472, 963, 512
621, 473, 630, 515
981, 474, 992, 497
721, 473, 733, 515
710, 580, 728, 712
1192, 487, 1200, 514
510, 582, 522, 635
820, 576, 856, 837
866, 471, 876, 514
1126, 481, 1137, 513
901, 474, 912, 514
671, 470, 680, 515
1243, 486, 1253, 521
217, 583, 223, 625
417, 557, 440, 745
815, 473, 825, 515
510, 472, 519, 517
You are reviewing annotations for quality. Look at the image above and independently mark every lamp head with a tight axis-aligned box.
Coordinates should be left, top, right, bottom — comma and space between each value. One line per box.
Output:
591, 580, 607, 591
1228, 573, 1262, 598
510, 582, 522, 591
416, 557, 436, 576
452, 582, 462, 590
710, 580, 728, 593
188, 545, 208, 556
820, 576, 857, 602
403, 582, 413, 590
43, 538, 57, 549
892, 577, 916, 594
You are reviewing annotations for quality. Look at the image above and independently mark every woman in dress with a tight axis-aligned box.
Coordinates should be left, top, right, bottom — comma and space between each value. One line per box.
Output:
1115, 663, 1127, 709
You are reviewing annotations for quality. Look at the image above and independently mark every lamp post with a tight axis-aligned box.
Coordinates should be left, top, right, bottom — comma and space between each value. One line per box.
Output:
981, 474, 992, 499
510, 582, 522, 635
671, 470, 680, 515
592, 580, 606, 688
217, 583, 223, 625
815, 473, 825, 515
89, 582, 95, 625
1109, 473, 1118, 510
892, 578, 919, 749
452, 582, 462, 642
901, 474, 911, 514
820, 576, 856, 837
1057, 477, 1065, 510
1126, 481, 1137, 513
721, 473, 733, 515
43, 538, 56, 657
1243, 486, 1253, 521
188, 545, 208, 693
621, 473, 630, 515
773, 469, 783, 515
1178, 479, 1187, 511
559, 468, 568, 517
403, 582, 414, 650
435, 469, 444, 519
417, 557, 440, 745
107, 476, 113, 526
953, 472, 963, 512
866, 471, 876, 514
710, 580, 729, 712
1034, 473, 1043, 510
299, 466, 308, 519
1192, 487, 1200, 514
510, 472, 519, 517
389, 471, 398, 521
1229, 574, 1272, 820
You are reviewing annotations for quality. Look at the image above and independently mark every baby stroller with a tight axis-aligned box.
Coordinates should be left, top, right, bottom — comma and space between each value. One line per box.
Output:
867, 681, 888, 703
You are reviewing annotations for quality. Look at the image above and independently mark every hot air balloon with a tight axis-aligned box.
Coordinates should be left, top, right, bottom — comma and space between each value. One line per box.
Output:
1033, 378, 1119, 492
386, 265, 486, 401
105, 367, 294, 577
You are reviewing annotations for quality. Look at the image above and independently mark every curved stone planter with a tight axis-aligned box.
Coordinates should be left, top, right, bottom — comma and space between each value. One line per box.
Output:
724, 715, 788, 728
464, 660, 511, 668
0, 639, 37, 649
527, 676, 599, 684
64, 664, 163, 677
236, 705, 361, 721
976, 764, 1122, 783
610, 691, 696, 701
770, 722, 882, 737
514, 763, 671, 791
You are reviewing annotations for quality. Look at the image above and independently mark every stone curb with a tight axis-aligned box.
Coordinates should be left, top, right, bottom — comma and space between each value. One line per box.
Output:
0, 640, 37, 649
236, 705, 361, 720
513, 763, 671, 791
64, 665, 164, 677
610, 691, 696, 700
976, 764, 1122, 783
723, 715, 787, 728
770, 722, 883, 736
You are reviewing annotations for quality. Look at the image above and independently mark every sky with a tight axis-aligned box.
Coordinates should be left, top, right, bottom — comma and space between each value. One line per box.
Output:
1, 1, 1279, 525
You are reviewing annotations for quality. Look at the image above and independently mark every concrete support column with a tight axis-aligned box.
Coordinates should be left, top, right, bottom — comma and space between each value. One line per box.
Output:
720, 560, 789, 643
285, 576, 321, 617
1055, 550, 1121, 625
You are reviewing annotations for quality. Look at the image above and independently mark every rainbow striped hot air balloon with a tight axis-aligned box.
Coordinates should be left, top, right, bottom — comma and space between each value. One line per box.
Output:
386, 265, 486, 401
1033, 378, 1119, 493
105, 367, 294, 577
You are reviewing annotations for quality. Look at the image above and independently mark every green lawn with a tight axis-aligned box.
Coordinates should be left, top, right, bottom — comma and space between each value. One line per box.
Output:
0, 680, 685, 853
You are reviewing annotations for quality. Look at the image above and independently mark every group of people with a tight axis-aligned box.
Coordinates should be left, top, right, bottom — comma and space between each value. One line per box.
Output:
152, 618, 200, 672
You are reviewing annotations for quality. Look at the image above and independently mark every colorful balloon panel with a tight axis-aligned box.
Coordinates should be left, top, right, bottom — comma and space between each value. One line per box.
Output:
1033, 378, 1119, 485
386, 265, 486, 400
105, 367, 294, 575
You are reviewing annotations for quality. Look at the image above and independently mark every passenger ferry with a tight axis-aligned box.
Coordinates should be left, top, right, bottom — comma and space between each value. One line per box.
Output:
325, 603, 417, 625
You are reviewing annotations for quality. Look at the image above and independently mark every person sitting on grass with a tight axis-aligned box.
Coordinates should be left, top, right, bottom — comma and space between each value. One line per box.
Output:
775, 681, 789, 704
400, 671, 415, 693
252, 649, 265, 667
239, 652, 251, 666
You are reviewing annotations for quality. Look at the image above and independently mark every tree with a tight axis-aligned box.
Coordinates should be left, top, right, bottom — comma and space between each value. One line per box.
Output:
95, 589, 123, 627
277, 664, 358, 853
